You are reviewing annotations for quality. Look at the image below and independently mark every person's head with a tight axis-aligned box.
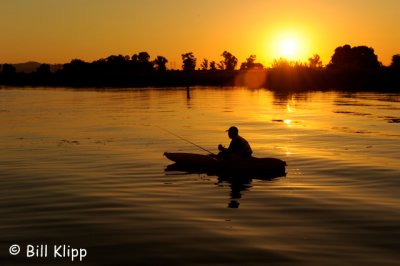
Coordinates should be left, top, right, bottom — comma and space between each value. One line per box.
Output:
227, 126, 239, 139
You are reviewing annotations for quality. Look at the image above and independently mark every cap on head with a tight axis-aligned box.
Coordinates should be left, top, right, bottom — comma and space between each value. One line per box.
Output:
226, 126, 239, 135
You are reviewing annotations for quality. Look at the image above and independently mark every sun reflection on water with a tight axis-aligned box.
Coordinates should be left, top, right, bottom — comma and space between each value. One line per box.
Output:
284, 119, 292, 126
287, 104, 294, 113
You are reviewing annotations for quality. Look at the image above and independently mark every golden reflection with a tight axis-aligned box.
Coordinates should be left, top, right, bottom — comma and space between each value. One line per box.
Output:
284, 119, 292, 126
235, 70, 267, 89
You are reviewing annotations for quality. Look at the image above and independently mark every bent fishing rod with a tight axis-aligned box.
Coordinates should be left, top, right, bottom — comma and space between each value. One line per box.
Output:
156, 125, 214, 154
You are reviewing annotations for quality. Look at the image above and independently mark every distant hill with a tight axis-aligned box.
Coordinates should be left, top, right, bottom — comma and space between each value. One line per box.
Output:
11, 62, 63, 73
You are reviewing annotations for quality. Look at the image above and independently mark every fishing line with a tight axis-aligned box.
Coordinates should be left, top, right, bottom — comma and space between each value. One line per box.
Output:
155, 125, 214, 154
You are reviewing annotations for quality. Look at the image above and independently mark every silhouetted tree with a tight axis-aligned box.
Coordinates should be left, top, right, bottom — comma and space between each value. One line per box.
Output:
390, 54, 400, 69
132, 52, 150, 63
61, 59, 90, 85
64, 59, 89, 72
328, 44, 351, 68
217, 60, 225, 70
138, 52, 150, 63
36, 64, 51, 75
106, 55, 127, 65
181, 52, 196, 71
328, 45, 380, 69
240, 55, 255, 70
2, 44, 399, 90
200, 59, 209, 70
240, 55, 264, 70
308, 54, 323, 68
0, 64, 17, 83
221, 51, 238, 70
131, 52, 154, 72
32, 64, 52, 84
1, 64, 16, 76
271, 58, 293, 69
153, 56, 168, 71
68, 59, 88, 66
209, 61, 217, 71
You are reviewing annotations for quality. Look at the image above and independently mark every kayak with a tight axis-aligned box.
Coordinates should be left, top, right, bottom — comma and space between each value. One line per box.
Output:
164, 152, 286, 178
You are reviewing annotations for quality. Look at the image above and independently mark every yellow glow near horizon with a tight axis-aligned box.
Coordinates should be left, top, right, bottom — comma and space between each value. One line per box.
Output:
0, 1, 399, 65
270, 30, 309, 62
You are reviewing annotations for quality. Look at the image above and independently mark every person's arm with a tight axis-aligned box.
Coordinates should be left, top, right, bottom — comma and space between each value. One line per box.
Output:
218, 144, 227, 151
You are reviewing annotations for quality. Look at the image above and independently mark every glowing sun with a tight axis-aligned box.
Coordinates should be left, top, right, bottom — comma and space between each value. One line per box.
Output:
270, 31, 308, 61
279, 38, 299, 59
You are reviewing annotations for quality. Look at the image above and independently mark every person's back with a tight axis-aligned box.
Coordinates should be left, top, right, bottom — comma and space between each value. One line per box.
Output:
218, 126, 253, 159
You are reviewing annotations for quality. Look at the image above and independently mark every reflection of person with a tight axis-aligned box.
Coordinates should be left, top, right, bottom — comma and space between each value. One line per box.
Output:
217, 176, 252, 209
218, 126, 252, 160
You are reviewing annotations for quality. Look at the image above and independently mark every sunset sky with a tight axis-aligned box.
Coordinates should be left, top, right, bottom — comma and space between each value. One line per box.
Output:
1, 0, 399, 67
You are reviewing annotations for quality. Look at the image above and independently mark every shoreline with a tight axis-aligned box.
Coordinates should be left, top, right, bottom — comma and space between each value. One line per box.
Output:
1, 68, 399, 92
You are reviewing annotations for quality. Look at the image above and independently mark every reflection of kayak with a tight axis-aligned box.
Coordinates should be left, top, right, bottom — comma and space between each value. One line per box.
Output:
164, 152, 286, 178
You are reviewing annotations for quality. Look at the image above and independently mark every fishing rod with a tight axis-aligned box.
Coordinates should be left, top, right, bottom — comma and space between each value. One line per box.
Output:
156, 125, 214, 154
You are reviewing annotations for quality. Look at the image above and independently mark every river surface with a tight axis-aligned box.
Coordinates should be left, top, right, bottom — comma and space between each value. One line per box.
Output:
0, 87, 399, 266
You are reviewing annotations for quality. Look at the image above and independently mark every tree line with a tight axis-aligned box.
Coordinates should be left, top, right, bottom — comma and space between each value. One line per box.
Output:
1, 45, 399, 91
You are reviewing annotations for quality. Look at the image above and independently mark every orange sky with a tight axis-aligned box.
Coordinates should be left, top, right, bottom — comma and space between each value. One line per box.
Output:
0, 0, 399, 67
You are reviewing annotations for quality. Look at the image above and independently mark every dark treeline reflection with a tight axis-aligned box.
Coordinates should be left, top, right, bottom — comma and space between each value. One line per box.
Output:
1, 45, 400, 91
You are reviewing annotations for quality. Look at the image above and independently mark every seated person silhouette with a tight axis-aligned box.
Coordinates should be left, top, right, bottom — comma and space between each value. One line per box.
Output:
218, 126, 253, 160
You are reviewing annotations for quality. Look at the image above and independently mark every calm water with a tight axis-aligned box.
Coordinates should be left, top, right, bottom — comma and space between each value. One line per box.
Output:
0, 87, 399, 266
